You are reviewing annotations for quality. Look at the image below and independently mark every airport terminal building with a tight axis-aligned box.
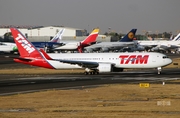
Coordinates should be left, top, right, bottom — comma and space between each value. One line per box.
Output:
0, 26, 110, 42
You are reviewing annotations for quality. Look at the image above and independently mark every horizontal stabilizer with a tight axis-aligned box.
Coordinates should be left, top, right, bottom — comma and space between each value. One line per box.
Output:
14, 57, 33, 62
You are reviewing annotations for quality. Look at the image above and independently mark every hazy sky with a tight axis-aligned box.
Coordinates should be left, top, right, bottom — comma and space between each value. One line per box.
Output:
0, 0, 180, 34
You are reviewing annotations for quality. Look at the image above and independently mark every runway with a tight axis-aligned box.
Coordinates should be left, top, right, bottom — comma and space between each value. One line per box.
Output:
0, 53, 180, 95
0, 68, 180, 96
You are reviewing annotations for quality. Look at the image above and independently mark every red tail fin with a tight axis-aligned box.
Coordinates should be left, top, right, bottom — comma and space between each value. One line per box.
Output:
77, 28, 99, 53
81, 28, 99, 45
10, 28, 42, 58
10, 28, 54, 69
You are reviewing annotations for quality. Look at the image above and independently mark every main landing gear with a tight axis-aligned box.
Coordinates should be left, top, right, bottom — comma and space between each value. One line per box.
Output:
157, 67, 161, 74
84, 68, 99, 75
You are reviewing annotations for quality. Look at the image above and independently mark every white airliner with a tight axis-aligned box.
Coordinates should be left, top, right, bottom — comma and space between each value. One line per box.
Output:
31, 28, 65, 52
171, 33, 180, 41
0, 42, 17, 54
54, 28, 100, 53
84, 29, 137, 52
152, 33, 180, 52
137, 33, 180, 52
10, 28, 172, 74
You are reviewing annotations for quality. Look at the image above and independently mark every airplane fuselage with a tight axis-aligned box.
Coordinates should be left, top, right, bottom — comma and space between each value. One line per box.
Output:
42, 52, 172, 69
0, 42, 17, 53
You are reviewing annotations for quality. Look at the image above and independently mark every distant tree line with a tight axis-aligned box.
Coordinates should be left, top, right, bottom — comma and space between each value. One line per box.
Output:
0, 32, 14, 42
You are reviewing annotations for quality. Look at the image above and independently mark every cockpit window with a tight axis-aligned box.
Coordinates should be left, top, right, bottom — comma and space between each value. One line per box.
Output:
163, 56, 169, 59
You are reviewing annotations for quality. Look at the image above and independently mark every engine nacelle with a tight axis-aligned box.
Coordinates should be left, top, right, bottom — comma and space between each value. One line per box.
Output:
97, 64, 124, 73
151, 47, 159, 51
98, 63, 112, 72
100, 47, 109, 52
136, 45, 145, 51
84, 48, 93, 53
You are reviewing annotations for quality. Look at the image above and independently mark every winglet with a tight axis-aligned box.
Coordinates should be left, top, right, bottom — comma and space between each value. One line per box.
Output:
120, 29, 137, 42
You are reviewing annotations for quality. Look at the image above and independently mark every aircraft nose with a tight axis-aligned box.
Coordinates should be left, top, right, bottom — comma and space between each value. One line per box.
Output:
167, 58, 172, 65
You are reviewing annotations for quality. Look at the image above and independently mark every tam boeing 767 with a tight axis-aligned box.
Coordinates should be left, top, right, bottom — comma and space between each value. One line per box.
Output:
10, 28, 172, 74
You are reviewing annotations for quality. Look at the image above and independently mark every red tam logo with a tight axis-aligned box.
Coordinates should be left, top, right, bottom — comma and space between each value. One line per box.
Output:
119, 55, 149, 64
15, 33, 35, 54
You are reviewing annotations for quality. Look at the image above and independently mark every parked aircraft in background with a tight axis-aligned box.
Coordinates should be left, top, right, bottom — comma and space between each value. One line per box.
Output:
31, 28, 65, 52
0, 42, 17, 54
54, 28, 100, 53
10, 27, 172, 74
171, 33, 180, 41
137, 33, 180, 53
84, 29, 138, 53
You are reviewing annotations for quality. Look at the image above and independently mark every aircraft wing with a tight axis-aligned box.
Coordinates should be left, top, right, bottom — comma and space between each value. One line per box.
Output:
55, 59, 99, 68
14, 57, 33, 62
84, 43, 102, 51
137, 41, 158, 51
85, 42, 135, 52
40, 48, 99, 68
154, 44, 180, 51
141, 44, 157, 50
110, 42, 135, 48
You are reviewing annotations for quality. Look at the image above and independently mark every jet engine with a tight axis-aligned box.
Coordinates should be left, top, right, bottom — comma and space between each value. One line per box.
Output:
136, 45, 145, 51
151, 46, 159, 51
84, 48, 93, 53
100, 47, 109, 52
97, 63, 124, 73
98, 63, 112, 72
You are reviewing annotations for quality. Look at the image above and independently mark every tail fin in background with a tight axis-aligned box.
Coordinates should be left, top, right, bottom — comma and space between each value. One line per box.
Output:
119, 29, 137, 42
10, 28, 42, 58
77, 28, 99, 53
172, 33, 180, 41
50, 29, 65, 43
81, 28, 100, 45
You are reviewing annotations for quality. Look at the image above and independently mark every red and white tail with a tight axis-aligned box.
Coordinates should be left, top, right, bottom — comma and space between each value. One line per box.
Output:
78, 28, 99, 53
81, 28, 99, 45
10, 28, 42, 58
10, 28, 54, 69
